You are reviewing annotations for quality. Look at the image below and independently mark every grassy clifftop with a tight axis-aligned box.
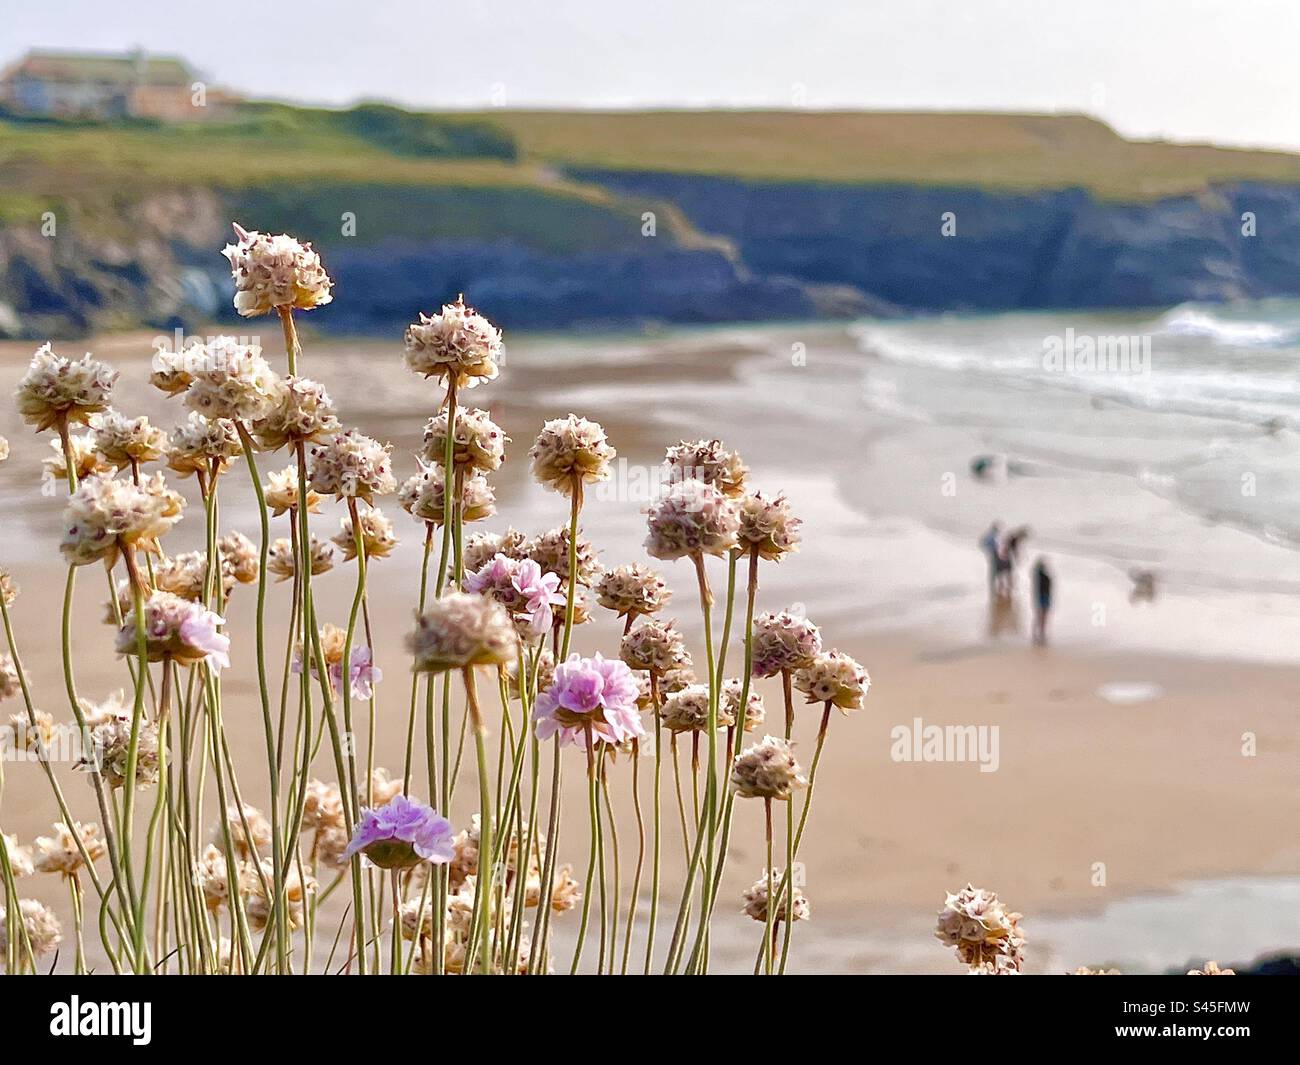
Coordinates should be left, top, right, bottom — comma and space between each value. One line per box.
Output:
470, 110, 1300, 199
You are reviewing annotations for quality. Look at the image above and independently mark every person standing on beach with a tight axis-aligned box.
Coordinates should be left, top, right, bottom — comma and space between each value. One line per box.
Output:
1031, 556, 1053, 646
980, 521, 1002, 596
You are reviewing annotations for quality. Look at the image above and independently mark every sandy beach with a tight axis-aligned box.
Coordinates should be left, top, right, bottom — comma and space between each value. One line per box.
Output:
1, 320, 1297, 973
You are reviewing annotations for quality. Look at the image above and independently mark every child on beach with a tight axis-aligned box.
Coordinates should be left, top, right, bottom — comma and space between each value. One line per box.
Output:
1032, 556, 1053, 646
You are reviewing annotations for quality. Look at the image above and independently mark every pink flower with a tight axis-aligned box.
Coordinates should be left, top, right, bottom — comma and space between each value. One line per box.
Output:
512, 558, 564, 636
330, 646, 382, 700
465, 553, 564, 636
533, 653, 644, 749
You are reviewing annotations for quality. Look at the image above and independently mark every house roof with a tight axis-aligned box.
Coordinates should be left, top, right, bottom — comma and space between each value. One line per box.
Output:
2, 49, 194, 86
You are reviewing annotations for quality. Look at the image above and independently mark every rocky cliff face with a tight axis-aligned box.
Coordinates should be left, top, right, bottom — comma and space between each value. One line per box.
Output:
2, 174, 1298, 339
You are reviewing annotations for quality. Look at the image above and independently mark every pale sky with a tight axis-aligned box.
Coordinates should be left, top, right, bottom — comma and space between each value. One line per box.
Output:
7, 0, 1300, 150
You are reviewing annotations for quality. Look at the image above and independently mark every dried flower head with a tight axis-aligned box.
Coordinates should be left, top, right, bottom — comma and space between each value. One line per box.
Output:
423, 407, 507, 472
722, 678, 765, 732
751, 610, 823, 678
619, 618, 692, 674
16, 343, 116, 432
246, 860, 316, 932
794, 650, 870, 713
508, 649, 556, 701
90, 410, 169, 469
115, 591, 231, 671
167, 412, 242, 478
217, 803, 272, 860
33, 821, 106, 876
149, 345, 194, 395
529, 415, 616, 494
1188, 962, 1235, 976
741, 871, 810, 923
76, 690, 160, 789
3, 834, 33, 879
403, 297, 502, 389
263, 466, 322, 516
266, 535, 335, 582
0, 570, 17, 607
183, 336, 280, 423
398, 462, 496, 526
293, 623, 383, 700
596, 563, 671, 618
525, 526, 603, 586
736, 490, 801, 561
251, 376, 340, 452
935, 885, 1026, 975
407, 592, 519, 673
6, 709, 54, 752
218, 530, 260, 585
645, 478, 740, 560
730, 735, 807, 801
659, 685, 715, 733
0, 899, 62, 958
309, 430, 396, 503
333, 506, 398, 561
223, 223, 333, 317
664, 438, 747, 498
345, 795, 455, 869
60, 472, 184, 567
463, 527, 528, 574
43, 431, 110, 483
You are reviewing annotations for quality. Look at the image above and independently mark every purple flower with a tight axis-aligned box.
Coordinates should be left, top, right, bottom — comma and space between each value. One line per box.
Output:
465, 553, 565, 636
178, 607, 232, 671
343, 794, 454, 869
533, 653, 644, 749
330, 646, 382, 700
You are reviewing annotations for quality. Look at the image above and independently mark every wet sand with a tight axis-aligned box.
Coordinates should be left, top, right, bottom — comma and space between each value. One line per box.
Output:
0, 324, 1296, 973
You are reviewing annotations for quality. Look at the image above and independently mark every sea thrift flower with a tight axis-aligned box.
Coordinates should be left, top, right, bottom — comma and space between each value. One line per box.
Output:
301, 780, 346, 832
422, 407, 507, 472
1188, 962, 1235, 976
742, 871, 810, 923
751, 610, 823, 678
309, 430, 396, 503
0, 437, 7, 463
218, 803, 272, 859
266, 536, 335, 582
218, 531, 260, 585
0, 899, 62, 958
344, 795, 455, 869
407, 592, 518, 673
43, 431, 109, 482
263, 466, 322, 515
532, 653, 644, 748
16, 343, 116, 432
6, 709, 55, 752
529, 415, 616, 494
0, 569, 16, 606
526, 526, 603, 586
115, 591, 231, 670
90, 410, 169, 469
935, 885, 1026, 975
508, 649, 556, 701
730, 736, 807, 801
182, 336, 280, 423
659, 685, 715, 733
3, 834, 33, 879
167, 412, 242, 478
398, 462, 496, 525
333, 506, 398, 561
294, 623, 383, 699
33, 821, 106, 876
645, 478, 739, 560
403, 297, 502, 389
794, 650, 870, 713
548, 864, 583, 913
251, 376, 340, 451
664, 438, 747, 497
620, 618, 692, 674
0, 655, 19, 701
223, 223, 333, 317
76, 690, 160, 789
246, 860, 316, 932
737, 490, 801, 561
1073, 966, 1122, 975
465, 554, 565, 637
722, 678, 765, 731
463, 527, 528, 573
149, 345, 195, 395
596, 563, 671, 618
60, 472, 184, 567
